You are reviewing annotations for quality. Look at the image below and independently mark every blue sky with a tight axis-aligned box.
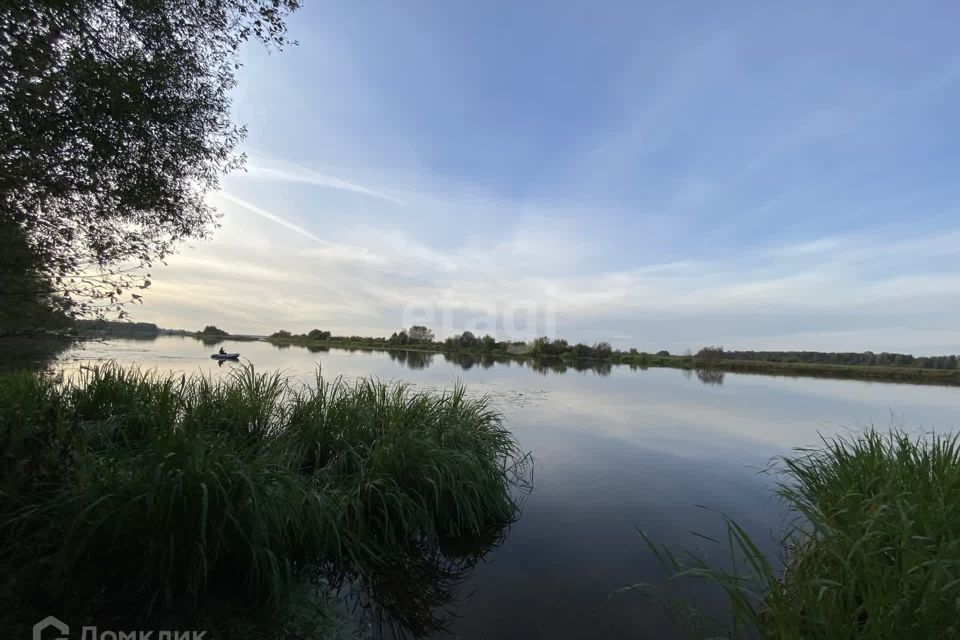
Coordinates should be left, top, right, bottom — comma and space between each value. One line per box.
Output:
143, 0, 960, 354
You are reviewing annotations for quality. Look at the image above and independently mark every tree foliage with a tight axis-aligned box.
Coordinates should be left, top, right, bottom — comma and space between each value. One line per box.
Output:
529, 336, 614, 360
0, 0, 299, 323
200, 325, 229, 336
407, 325, 435, 343
390, 330, 408, 345
721, 349, 960, 370
0, 216, 69, 335
444, 330, 499, 351
695, 345, 725, 362
481, 334, 497, 351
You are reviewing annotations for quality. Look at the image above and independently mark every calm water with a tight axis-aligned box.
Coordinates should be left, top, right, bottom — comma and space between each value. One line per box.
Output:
56, 337, 960, 638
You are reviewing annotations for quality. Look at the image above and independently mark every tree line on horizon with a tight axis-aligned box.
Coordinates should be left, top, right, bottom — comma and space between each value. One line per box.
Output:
258, 327, 960, 370
77, 319, 960, 371
700, 346, 960, 370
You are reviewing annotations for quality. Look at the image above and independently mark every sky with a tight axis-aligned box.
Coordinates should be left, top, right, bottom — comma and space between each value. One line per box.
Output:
140, 0, 960, 355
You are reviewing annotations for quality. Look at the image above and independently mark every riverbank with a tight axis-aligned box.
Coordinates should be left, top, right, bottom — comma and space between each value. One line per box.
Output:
258, 335, 960, 386
658, 356, 960, 385
0, 364, 530, 637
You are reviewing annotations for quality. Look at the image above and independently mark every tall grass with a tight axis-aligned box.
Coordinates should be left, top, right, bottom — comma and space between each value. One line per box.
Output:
637, 429, 960, 639
0, 364, 530, 633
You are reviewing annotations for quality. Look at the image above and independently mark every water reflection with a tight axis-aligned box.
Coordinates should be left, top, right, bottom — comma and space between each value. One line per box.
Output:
441, 352, 498, 370
176, 338, 729, 386
695, 369, 725, 386
0, 336, 74, 372
353, 521, 512, 638
390, 351, 621, 377
387, 349, 434, 369
528, 358, 613, 376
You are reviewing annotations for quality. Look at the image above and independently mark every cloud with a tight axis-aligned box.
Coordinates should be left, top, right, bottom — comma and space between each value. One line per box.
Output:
215, 191, 332, 246
132, 2, 960, 355
145, 170, 960, 355
764, 236, 847, 257
244, 158, 406, 205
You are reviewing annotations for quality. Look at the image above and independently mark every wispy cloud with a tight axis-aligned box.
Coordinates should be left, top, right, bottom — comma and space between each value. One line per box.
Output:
213, 191, 385, 264
153, 171, 960, 353
764, 236, 847, 258
245, 158, 405, 205
215, 191, 332, 245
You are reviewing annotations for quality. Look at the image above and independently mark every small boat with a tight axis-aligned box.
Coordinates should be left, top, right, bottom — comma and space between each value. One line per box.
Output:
211, 352, 240, 360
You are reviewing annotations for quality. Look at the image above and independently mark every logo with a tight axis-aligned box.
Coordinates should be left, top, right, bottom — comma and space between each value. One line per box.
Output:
30, 618, 209, 640
33, 616, 69, 640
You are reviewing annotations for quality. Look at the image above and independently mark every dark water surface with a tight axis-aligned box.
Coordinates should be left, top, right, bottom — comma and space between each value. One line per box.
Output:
57, 337, 960, 638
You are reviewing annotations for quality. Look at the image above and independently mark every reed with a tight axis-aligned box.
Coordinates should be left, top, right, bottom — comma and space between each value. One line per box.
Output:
0, 364, 530, 633
637, 429, 960, 639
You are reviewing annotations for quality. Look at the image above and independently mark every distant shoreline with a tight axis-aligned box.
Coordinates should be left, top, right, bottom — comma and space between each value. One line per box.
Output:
62, 321, 960, 386
200, 334, 960, 387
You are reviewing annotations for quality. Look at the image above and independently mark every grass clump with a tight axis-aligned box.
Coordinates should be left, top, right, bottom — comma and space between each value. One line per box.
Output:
0, 364, 530, 636
638, 429, 960, 639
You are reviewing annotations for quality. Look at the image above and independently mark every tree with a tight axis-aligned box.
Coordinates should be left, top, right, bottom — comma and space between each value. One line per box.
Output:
0, 216, 69, 335
407, 325, 435, 343
481, 335, 497, 352
530, 336, 550, 357
695, 345, 725, 362
307, 329, 331, 340
388, 330, 410, 345
570, 343, 593, 359
200, 325, 229, 336
0, 0, 300, 324
594, 342, 612, 358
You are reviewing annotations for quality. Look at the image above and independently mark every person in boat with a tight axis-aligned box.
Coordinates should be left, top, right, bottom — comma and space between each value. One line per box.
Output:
218, 347, 226, 355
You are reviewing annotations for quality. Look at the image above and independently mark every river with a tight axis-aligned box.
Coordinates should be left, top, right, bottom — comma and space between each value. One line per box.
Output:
54, 335, 960, 638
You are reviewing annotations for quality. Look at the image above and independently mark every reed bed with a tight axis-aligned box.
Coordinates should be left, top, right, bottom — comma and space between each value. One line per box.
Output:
0, 364, 530, 633
638, 429, 960, 639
